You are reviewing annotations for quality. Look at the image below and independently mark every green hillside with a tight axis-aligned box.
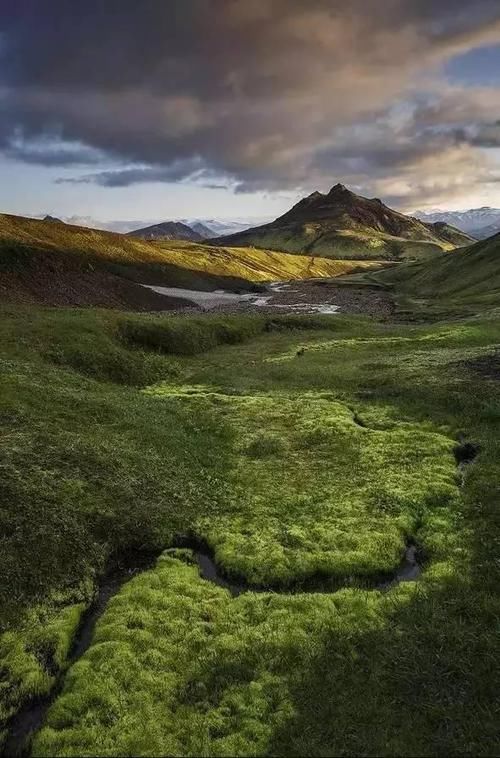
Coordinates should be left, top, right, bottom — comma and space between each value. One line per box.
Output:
1, 212, 500, 758
211, 184, 474, 260
0, 213, 381, 307
153, 239, 382, 281
365, 232, 500, 313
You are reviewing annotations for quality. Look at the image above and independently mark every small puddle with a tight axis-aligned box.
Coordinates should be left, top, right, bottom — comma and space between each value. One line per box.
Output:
453, 438, 480, 487
453, 441, 480, 466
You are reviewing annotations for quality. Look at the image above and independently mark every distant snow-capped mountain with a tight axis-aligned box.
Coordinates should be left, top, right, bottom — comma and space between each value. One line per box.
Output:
181, 217, 272, 237
414, 207, 500, 239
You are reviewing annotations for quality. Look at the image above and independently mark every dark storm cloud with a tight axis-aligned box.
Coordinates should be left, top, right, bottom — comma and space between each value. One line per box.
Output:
1, 0, 500, 203
56, 158, 208, 187
4, 141, 104, 166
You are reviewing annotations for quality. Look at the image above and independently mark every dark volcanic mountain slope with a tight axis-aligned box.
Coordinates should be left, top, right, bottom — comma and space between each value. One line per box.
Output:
210, 184, 474, 260
127, 221, 203, 241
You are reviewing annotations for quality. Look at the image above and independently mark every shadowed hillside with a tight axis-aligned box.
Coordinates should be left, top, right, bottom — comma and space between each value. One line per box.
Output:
210, 184, 474, 260
0, 213, 382, 308
359, 232, 500, 314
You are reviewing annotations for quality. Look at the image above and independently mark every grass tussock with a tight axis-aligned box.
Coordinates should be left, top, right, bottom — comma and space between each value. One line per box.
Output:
145, 386, 458, 585
119, 314, 266, 356
119, 312, 350, 357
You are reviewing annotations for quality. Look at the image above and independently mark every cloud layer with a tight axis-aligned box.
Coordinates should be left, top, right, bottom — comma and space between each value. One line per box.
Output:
2, 0, 500, 207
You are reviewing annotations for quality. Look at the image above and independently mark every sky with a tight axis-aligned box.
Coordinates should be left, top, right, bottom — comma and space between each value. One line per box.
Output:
1, 0, 500, 231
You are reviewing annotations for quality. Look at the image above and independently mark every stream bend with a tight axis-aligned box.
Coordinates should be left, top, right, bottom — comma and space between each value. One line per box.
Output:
2, 537, 422, 756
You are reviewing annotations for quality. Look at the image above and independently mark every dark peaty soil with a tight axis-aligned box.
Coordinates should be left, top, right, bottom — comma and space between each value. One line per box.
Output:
0, 265, 198, 311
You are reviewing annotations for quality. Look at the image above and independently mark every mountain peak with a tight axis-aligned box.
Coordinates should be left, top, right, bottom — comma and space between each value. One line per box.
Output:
127, 220, 203, 242
208, 181, 474, 256
327, 183, 350, 196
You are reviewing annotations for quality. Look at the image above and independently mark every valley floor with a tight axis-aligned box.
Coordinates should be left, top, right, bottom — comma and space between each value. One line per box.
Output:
140, 280, 396, 320
1, 303, 499, 756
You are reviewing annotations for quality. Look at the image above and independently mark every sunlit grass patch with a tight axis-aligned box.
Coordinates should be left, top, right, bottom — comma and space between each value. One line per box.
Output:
2, 303, 500, 756
147, 384, 459, 585
266, 324, 493, 364
0, 601, 85, 738
32, 553, 389, 758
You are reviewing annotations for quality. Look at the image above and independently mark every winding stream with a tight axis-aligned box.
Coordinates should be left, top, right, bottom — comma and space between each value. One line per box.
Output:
173, 536, 422, 596
3, 539, 421, 756
4, 438, 480, 756
140, 281, 341, 314
2, 552, 158, 758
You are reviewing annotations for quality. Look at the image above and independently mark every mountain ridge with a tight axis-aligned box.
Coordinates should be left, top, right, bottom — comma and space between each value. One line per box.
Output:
0, 211, 379, 308
209, 184, 474, 260
189, 221, 216, 238
414, 207, 500, 239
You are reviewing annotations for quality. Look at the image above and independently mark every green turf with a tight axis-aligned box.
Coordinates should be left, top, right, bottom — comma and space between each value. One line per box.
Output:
1, 303, 500, 755
358, 232, 500, 317
144, 385, 458, 584
210, 224, 453, 260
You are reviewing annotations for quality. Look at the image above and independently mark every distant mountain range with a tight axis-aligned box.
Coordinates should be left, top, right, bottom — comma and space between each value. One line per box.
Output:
182, 218, 271, 238
209, 184, 474, 260
414, 207, 500, 240
41, 214, 210, 242
37, 214, 269, 238
41, 197, 494, 256
126, 218, 270, 241
189, 221, 216, 238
